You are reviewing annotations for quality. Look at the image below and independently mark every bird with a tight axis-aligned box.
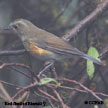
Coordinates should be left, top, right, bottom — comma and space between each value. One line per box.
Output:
7, 19, 103, 65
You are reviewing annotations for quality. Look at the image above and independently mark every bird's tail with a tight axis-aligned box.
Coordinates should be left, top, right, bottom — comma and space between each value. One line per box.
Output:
82, 54, 103, 65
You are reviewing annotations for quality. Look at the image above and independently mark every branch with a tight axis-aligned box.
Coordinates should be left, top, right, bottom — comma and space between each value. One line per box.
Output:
12, 81, 38, 100
0, 29, 13, 35
56, 78, 103, 101
0, 62, 38, 81
0, 83, 16, 108
63, 0, 108, 40
53, 89, 66, 108
0, 49, 26, 56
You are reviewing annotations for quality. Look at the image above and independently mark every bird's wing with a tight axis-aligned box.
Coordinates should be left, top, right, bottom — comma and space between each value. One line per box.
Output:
33, 39, 103, 65
30, 32, 103, 65
31, 35, 85, 57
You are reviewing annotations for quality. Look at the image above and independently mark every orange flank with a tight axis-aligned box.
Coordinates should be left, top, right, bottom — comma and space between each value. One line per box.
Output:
102, 60, 107, 66
29, 41, 53, 56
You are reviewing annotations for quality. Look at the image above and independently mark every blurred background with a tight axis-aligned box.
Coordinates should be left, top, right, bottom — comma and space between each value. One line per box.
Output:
0, 0, 108, 108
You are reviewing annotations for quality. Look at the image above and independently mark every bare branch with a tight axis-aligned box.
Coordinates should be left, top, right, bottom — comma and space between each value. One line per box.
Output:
63, 0, 108, 40
0, 49, 26, 56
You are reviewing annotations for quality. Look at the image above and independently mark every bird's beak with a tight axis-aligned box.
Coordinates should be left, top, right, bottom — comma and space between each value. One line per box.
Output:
4, 23, 13, 30
4, 23, 12, 30
8, 23, 13, 29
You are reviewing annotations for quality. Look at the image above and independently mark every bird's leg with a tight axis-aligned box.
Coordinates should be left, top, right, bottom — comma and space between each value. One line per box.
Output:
50, 63, 58, 78
37, 60, 54, 78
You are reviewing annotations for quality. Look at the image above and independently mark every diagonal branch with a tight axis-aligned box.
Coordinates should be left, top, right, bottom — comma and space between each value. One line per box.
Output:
63, 0, 108, 41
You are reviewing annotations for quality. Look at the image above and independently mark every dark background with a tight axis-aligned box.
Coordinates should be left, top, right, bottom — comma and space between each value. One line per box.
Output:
0, 0, 108, 108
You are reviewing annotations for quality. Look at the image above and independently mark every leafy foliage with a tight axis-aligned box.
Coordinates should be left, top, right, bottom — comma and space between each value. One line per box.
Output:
87, 46, 100, 79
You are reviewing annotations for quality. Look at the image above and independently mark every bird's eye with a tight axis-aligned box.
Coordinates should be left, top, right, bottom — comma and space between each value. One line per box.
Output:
13, 25, 18, 29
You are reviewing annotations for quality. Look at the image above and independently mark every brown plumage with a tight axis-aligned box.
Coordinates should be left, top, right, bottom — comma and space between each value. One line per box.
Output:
8, 19, 103, 65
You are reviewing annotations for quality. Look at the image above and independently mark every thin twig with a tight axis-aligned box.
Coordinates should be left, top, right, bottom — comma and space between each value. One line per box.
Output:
0, 83, 16, 108
38, 88, 58, 102
0, 80, 22, 88
53, 89, 66, 108
38, 62, 54, 77
12, 81, 38, 100
57, 78, 103, 101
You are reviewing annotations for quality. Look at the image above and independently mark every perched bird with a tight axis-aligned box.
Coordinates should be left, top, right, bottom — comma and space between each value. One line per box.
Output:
8, 19, 103, 65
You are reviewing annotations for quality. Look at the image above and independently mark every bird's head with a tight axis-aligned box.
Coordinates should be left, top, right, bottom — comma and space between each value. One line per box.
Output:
8, 19, 37, 40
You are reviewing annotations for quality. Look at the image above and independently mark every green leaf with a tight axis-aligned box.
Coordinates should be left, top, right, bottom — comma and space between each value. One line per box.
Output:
87, 59, 95, 79
39, 78, 59, 86
87, 46, 100, 79
94, 105, 99, 108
